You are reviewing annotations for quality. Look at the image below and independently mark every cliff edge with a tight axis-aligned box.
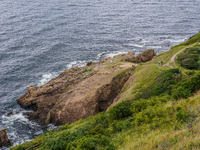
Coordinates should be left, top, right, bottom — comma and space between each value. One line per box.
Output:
17, 50, 155, 126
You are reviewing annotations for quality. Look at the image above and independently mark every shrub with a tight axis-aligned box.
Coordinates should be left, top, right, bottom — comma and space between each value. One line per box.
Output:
172, 86, 191, 100
171, 72, 200, 100
75, 135, 115, 150
176, 109, 190, 123
108, 100, 133, 120
152, 69, 181, 96
41, 130, 83, 150
135, 69, 181, 99
15, 146, 25, 150
110, 121, 124, 133
177, 45, 200, 70
181, 58, 198, 69
133, 105, 169, 127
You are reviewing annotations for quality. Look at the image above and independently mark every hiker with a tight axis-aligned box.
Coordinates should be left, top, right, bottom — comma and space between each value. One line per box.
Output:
161, 61, 163, 65
158, 61, 160, 66
98, 62, 100, 69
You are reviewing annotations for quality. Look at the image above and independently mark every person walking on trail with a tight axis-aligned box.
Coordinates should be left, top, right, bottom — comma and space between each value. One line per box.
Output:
161, 61, 163, 66
98, 62, 100, 69
158, 61, 160, 66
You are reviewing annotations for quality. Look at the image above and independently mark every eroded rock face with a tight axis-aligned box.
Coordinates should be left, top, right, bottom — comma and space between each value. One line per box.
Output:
0, 129, 11, 147
17, 64, 132, 126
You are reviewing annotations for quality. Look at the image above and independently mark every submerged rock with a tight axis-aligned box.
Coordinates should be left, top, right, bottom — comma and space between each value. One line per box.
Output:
0, 128, 11, 147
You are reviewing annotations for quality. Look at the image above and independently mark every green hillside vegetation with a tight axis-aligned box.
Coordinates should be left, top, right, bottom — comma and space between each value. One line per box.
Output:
12, 32, 200, 150
177, 45, 200, 70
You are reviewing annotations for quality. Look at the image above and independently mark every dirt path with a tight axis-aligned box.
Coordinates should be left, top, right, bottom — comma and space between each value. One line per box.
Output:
164, 48, 185, 68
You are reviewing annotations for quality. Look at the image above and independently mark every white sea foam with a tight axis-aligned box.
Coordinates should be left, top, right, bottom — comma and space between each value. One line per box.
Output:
96, 50, 143, 60
101, 51, 128, 58
66, 60, 87, 69
2, 112, 29, 125
168, 38, 186, 43
37, 73, 58, 86
146, 45, 162, 49
127, 43, 144, 48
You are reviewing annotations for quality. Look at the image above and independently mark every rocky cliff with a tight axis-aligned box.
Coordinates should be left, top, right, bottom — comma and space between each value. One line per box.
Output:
0, 128, 11, 147
17, 50, 155, 126
17, 60, 133, 125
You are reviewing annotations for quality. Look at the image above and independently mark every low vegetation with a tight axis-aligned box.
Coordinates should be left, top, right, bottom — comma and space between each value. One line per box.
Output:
177, 45, 200, 70
12, 32, 200, 150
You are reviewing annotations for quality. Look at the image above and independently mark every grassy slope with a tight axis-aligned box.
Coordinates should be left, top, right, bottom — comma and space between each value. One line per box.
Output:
12, 32, 200, 150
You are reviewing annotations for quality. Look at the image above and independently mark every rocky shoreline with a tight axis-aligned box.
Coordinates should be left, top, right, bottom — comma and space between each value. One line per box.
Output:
0, 128, 11, 148
17, 49, 156, 126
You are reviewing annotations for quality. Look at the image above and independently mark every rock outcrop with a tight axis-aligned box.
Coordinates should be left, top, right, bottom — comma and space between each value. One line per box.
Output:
17, 61, 133, 126
123, 49, 156, 63
136, 49, 156, 62
0, 128, 11, 147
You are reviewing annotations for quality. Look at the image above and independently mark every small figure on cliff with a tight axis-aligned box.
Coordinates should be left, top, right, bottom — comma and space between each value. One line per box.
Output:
161, 60, 163, 65
98, 62, 101, 69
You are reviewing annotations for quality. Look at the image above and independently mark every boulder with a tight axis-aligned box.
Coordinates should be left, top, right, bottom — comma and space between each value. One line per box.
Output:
122, 49, 156, 63
0, 128, 11, 147
136, 49, 156, 62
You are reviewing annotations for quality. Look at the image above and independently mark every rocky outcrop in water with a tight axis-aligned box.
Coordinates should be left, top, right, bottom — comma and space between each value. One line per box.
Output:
0, 128, 11, 147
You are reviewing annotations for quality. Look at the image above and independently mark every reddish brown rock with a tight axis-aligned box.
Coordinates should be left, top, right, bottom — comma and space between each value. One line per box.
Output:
0, 128, 11, 147
17, 63, 132, 126
136, 49, 156, 62
122, 49, 156, 63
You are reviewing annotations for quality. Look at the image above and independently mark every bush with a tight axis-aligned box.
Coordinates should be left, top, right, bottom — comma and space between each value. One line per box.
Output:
108, 100, 133, 120
74, 135, 115, 150
176, 109, 190, 123
15, 146, 25, 150
172, 86, 191, 100
135, 69, 181, 99
177, 45, 200, 70
171, 72, 200, 100
152, 69, 181, 96
181, 58, 198, 69
133, 105, 169, 127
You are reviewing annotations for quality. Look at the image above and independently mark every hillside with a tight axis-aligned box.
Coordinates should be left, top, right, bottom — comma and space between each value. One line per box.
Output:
12, 32, 200, 150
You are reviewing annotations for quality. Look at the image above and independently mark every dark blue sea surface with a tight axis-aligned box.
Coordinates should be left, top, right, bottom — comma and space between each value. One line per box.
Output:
0, 0, 199, 148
